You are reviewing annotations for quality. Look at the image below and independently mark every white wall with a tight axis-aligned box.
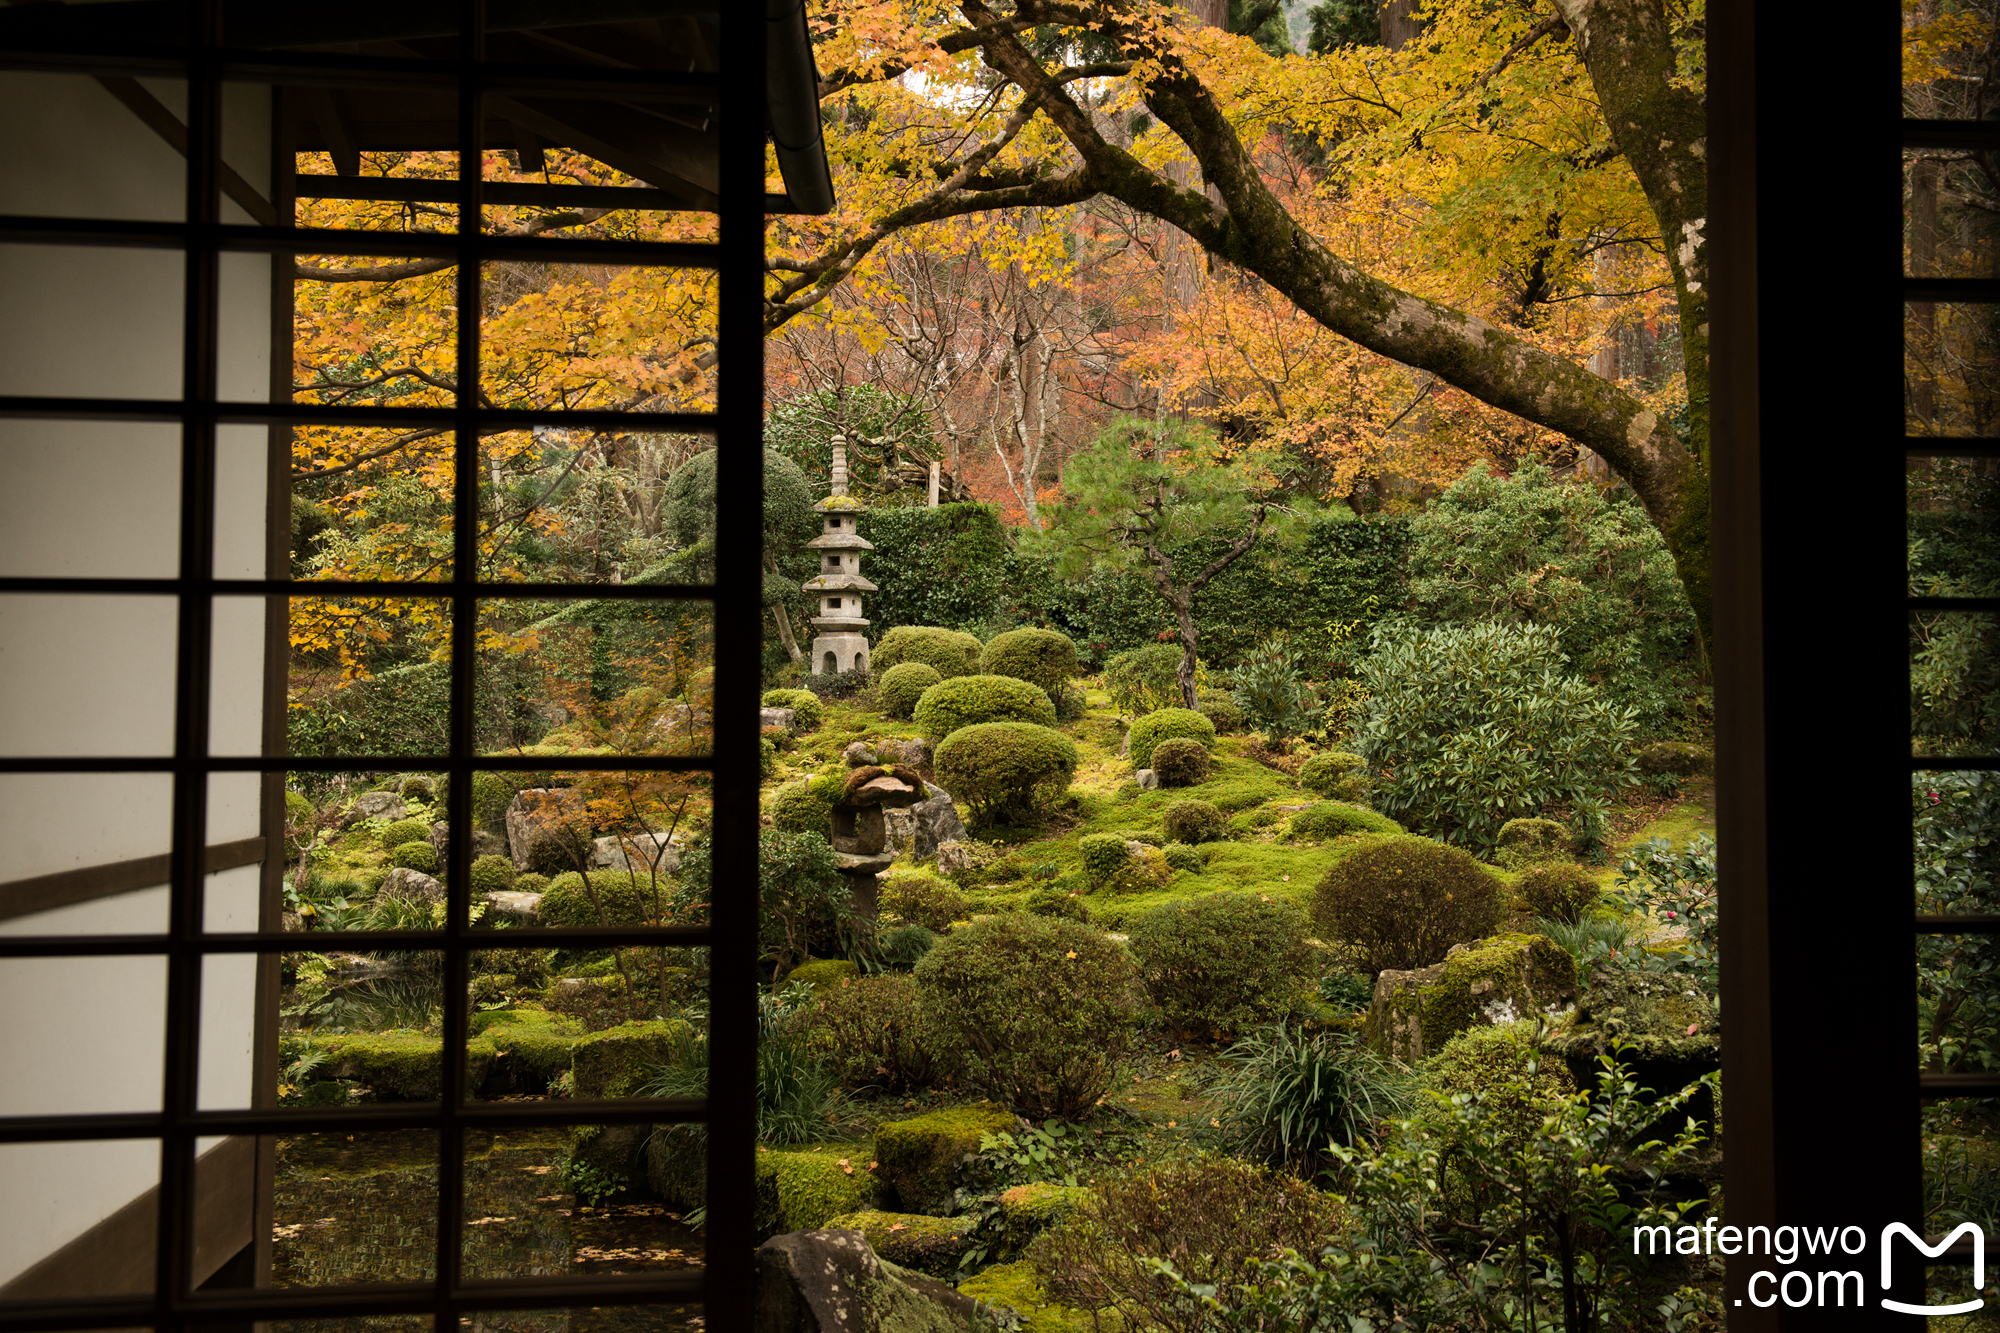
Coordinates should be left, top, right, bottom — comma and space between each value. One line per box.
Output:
0, 70, 273, 1287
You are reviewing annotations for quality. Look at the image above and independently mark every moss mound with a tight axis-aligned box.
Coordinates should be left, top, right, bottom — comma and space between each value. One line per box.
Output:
873, 1103, 1018, 1214
873, 626, 985, 679
1128, 707, 1216, 770
877, 661, 944, 720
914, 674, 1058, 740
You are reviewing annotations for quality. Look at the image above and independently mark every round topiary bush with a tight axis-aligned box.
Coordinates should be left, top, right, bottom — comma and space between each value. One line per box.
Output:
512, 872, 550, 895
1025, 885, 1090, 923
880, 873, 968, 932
770, 773, 844, 839
1078, 833, 1131, 887
980, 627, 1081, 699
1517, 862, 1601, 923
1162, 799, 1226, 845
1161, 842, 1204, 875
1150, 736, 1212, 787
932, 723, 1077, 823
539, 870, 666, 929
399, 774, 435, 802
1284, 802, 1402, 842
913, 912, 1145, 1119
1495, 817, 1573, 870
1129, 893, 1319, 1041
1197, 687, 1245, 735
762, 688, 825, 732
913, 674, 1057, 741
469, 854, 516, 895
1298, 751, 1368, 801
873, 626, 984, 679
877, 661, 944, 720
389, 841, 439, 873
1129, 708, 1216, 770
1311, 835, 1506, 975
378, 818, 430, 852
786, 971, 957, 1091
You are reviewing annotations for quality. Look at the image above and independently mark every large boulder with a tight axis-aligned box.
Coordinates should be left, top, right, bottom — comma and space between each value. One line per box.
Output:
378, 866, 443, 906
1543, 966, 1720, 1139
484, 890, 542, 925
589, 830, 682, 875
754, 1229, 1003, 1333
873, 1104, 1017, 1215
911, 784, 967, 859
761, 706, 799, 732
1365, 932, 1577, 1062
428, 821, 508, 863
826, 1211, 977, 1277
341, 790, 407, 827
504, 789, 581, 873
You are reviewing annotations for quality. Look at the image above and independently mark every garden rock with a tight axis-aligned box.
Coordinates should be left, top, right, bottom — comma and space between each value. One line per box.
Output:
429, 822, 508, 862
485, 890, 542, 925
883, 807, 918, 856
1133, 768, 1159, 790
1366, 932, 1576, 1062
1544, 966, 1720, 1138
342, 790, 407, 826
753, 1229, 1001, 1333
889, 738, 930, 767
761, 706, 798, 732
281, 908, 306, 933
504, 789, 569, 872
873, 1104, 1018, 1214
379, 866, 443, 906
843, 741, 880, 768
590, 831, 681, 875
935, 842, 976, 875
826, 1211, 976, 1277
911, 790, 967, 860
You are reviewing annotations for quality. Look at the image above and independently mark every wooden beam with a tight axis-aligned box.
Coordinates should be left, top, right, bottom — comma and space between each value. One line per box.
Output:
0, 838, 265, 923
95, 77, 279, 226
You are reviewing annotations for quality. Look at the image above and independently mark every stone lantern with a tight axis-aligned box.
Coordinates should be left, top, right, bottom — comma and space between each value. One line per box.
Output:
803, 436, 876, 676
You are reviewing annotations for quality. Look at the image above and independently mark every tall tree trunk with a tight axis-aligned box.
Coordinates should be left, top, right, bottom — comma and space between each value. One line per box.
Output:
767, 555, 805, 664
1380, 0, 1421, 49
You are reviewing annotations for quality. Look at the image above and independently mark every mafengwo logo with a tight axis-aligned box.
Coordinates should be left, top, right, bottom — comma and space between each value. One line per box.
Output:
1633, 1221, 1987, 1313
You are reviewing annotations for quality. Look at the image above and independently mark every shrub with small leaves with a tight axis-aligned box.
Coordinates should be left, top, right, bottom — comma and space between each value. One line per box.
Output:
472, 772, 519, 832
981, 627, 1081, 699
1495, 817, 1573, 870
1129, 892, 1318, 1041
469, 854, 516, 895
1298, 751, 1368, 801
877, 661, 944, 720
378, 818, 430, 852
399, 774, 435, 802
1162, 799, 1226, 845
1517, 862, 1601, 923
1197, 687, 1245, 735
880, 873, 968, 931
760, 736, 776, 779
1284, 802, 1401, 842
761, 688, 824, 731
1128, 707, 1216, 770
389, 841, 439, 873
1317, 969, 1374, 1012
913, 674, 1057, 741
1078, 833, 1132, 886
786, 972, 957, 1091
1150, 736, 1212, 787
873, 923, 941, 971
1161, 842, 1204, 875
512, 872, 550, 894
540, 870, 669, 929
873, 625, 984, 678
1025, 885, 1090, 922
770, 773, 844, 839
933, 722, 1078, 823
762, 725, 796, 752
1311, 835, 1505, 976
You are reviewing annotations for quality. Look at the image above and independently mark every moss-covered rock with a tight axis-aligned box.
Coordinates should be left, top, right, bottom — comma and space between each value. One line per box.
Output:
756, 1145, 881, 1233
1634, 741, 1711, 778
873, 1103, 1017, 1214
756, 1229, 1011, 1333
1365, 933, 1577, 1061
316, 1031, 496, 1101
996, 1182, 1092, 1258
571, 1019, 686, 1100
956, 1259, 1101, 1333
790, 958, 861, 990
470, 1007, 579, 1093
1543, 967, 1720, 1136
1282, 802, 1401, 842
827, 1210, 976, 1276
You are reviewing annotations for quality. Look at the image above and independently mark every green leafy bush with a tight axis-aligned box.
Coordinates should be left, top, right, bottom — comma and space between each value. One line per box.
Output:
540, 870, 671, 929
1228, 639, 1320, 742
877, 661, 943, 719
388, 841, 438, 873
1161, 799, 1225, 845
761, 688, 824, 732
1516, 863, 1600, 923
982, 627, 1081, 698
1103, 643, 1197, 715
1355, 621, 1639, 854
933, 722, 1078, 822
1209, 1026, 1413, 1179
913, 913, 1144, 1119
1078, 833, 1132, 886
399, 775, 434, 801
472, 772, 519, 832
378, 818, 430, 852
786, 972, 957, 1091
512, 872, 549, 894
1298, 751, 1367, 801
1495, 816, 1572, 869
1025, 885, 1091, 922
874, 923, 941, 972
1161, 842, 1204, 875
760, 736, 776, 779
880, 873, 967, 931
1318, 970, 1374, 1012
1283, 802, 1400, 841
873, 625, 984, 678
678, 831, 854, 979
1128, 707, 1215, 769
1150, 736, 1212, 787
1128, 893, 1318, 1040
1311, 835, 1505, 975
1197, 687, 1245, 735
769, 773, 843, 838
913, 673, 1057, 740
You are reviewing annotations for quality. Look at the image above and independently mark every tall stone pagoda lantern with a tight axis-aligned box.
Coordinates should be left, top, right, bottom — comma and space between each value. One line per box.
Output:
803, 436, 875, 675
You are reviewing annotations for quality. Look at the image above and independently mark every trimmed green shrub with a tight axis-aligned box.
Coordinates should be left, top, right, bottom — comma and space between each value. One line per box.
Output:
1025, 886, 1090, 922
389, 841, 438, 873
1299, 751, 1368, 801
1496, 816, 1573, 870
913, 913, 1145, 1119
932, 722, 1078, 822
472, 772, 518, 832
1129, 893, 1318, 1040
540, 870, 668, 929
1161, 842, 1204, 874
981, 627, 1081, 698
787, 972, 957, 1091
1128, 707, 1216, 770
512, 872, 550, 895
378, 818, 430, 852
786, 958, 859, 990
873, 625, 984, 679
1104, 643, 1200, 715
1517, 862, 1601, 923
1284, 802, 1402, 842
1053, 681, 1087, 723
1078, 833, 1132, 887
877, 661, 943, 720
1417, 1020, 1576, 1153
469, 855, 516, 895
399, 774, 434, 802
1150, 737, 1211, 787
760, 736, 775, 779
761, 688, 824, 731
1197, 687, 1245, 735
1355, 620, 1639, 854
880, 873, 968, 931
1311, 835, 1506, 975
1161, 799, 1225, 845
913, 673, 1057, 740
769, 773, 844, 839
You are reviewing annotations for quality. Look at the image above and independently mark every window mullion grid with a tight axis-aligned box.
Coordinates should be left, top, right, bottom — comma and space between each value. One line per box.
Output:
157, 1, 225, 1323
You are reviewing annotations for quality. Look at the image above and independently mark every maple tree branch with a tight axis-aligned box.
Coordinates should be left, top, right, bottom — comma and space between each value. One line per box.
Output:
292, 426, 450, 480
816, 14, 1038, 96
294, 208, 614, 282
